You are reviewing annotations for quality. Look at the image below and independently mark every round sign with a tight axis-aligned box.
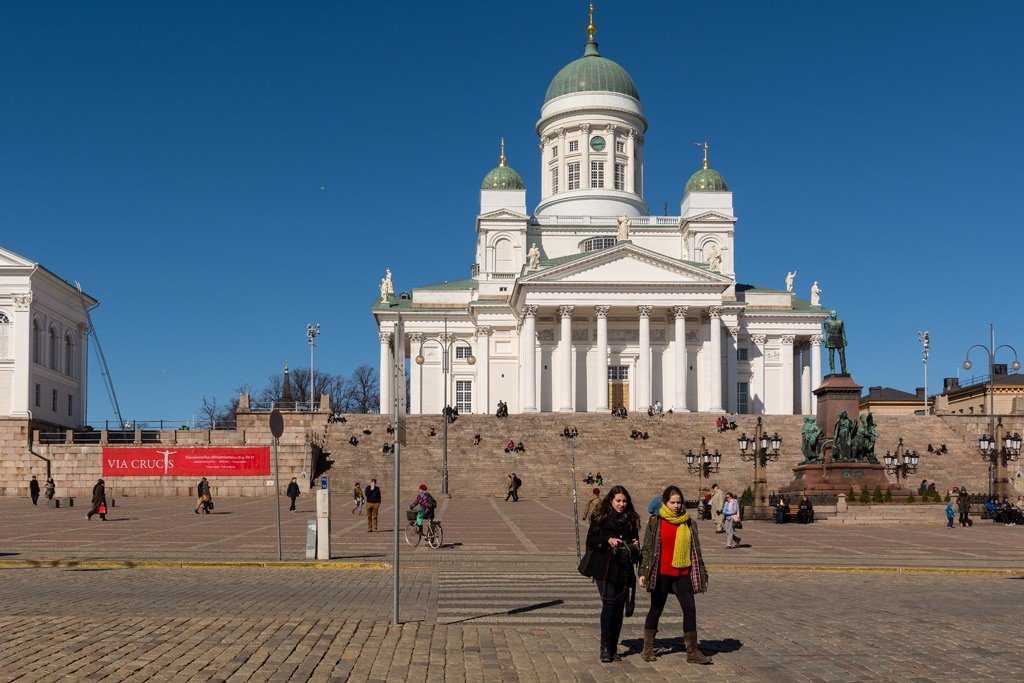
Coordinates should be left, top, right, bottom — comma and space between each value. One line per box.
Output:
590, 135, 606, 152
269, 409, 285, 439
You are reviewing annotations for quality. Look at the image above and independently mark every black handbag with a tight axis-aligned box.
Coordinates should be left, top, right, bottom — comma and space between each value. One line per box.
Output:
624, 579, 637, 617
577, 551, 594, 577
734, 520, 743, 529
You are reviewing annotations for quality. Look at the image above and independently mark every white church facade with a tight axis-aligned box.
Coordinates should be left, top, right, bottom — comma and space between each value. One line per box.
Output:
0, 246, 96, 428
373, 14, 828, 416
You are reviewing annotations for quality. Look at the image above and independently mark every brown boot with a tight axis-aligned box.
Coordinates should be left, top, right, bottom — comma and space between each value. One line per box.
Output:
684, 631, 712, 665
641, 629, 657, 662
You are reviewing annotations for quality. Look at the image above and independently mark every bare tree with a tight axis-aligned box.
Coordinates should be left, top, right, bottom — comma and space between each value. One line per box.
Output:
341, 365, 379, 413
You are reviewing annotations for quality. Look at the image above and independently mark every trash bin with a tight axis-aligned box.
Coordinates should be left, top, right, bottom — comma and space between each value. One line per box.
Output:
305, 519, 317, 560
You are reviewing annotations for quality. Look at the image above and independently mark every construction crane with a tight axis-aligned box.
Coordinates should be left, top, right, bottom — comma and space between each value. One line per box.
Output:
75, 281, 124, 429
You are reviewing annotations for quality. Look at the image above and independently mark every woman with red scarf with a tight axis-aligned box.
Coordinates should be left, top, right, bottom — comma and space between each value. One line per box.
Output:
637, 485, 711, 664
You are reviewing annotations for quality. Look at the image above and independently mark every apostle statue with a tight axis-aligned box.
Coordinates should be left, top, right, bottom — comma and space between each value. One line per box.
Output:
810, 281, 821, 307
823, 309, 848, 375
380, 268, 394, 303
785, 270, 797, 293
705, 242, 722, 273
800, 416, 823, 464
832, 410, 856, 462
527, 242, 540, 270
616, 216, 631, 242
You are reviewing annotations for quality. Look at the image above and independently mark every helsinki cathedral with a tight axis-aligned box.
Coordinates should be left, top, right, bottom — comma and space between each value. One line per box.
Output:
374, 8, 828, 417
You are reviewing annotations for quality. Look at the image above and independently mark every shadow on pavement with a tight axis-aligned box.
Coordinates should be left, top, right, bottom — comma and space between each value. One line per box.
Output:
439, 542, 464, 550
443, 599, 565, 625
63, 568, 124, 572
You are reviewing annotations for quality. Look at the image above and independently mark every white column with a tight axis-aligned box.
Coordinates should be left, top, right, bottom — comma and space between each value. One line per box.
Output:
607, 125, 616, 189
626, 129, 636, 194
521, 305, 538, 412
558, 129, 567, 195
671, 306, 689, 412
801, 343, 812, 415
409, 333, 422, 414
780, 335, 795, 415
475, 327, 491, 414
595, 306, 610, 412
726, 326, 739, 413
581, 124, 591, 189
10, 293, 32, 416
558, 306, 574, 412
810, 335, 823, 414
378, 330, 392, 415
750, 335, 766, 415
637, 306, 652, 409
708, 307, 724, 412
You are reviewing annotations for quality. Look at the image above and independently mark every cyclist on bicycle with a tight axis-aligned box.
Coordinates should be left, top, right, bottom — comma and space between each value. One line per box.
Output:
410, 483, 437, 534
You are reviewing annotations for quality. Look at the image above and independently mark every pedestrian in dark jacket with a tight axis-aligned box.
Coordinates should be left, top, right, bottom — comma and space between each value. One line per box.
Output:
195, 477, 212, 514
44, 477, 56, 502
584, 485, 640, 663
29, 476, 40, 505
957, 488, 971, 527
365, 479, 382, 532
286, 478, 301, 512
637, 485, 711, 664
86, 479, 107, 520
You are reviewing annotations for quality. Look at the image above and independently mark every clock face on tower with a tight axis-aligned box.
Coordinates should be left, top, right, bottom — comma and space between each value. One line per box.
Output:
590, 136, 606, 152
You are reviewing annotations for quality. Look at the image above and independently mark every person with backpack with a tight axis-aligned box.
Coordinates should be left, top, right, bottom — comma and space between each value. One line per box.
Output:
505, 473, 522, 502
286, 477, 301, 512
86, 479, 107, 521
410, 483, 437, 533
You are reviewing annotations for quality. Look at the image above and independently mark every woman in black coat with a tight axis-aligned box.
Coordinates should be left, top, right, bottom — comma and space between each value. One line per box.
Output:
584, 485, 641, 663
87, 479, 107, 521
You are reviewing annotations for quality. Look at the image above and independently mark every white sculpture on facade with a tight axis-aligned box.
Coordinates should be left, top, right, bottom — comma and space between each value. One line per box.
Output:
616, 215, 630, 242
785, 270, 797, 293
527, 242, 540, 270
380, 268, 394, 303
705, 242, 722, 273
810, 281, 821, 307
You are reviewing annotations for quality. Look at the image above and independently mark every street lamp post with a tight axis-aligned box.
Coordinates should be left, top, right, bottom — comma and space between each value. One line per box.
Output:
883, 437, 919, 488
918, 331, 930, 415
976, 423, 1021, 499
306, 323, 320, 412
962, 324, 1021, 498
413, 318, 475, 496
738, 417, 782, 517
685, 436, 721, 489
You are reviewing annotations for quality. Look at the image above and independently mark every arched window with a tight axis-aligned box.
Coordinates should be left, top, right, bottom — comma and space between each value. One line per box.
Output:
580, 236, 616, 253
32, 319, 42, 364
48, 326, 58, 370
64, 333, 75, 377
0, 312, 9, 359
494, 239, 514, 273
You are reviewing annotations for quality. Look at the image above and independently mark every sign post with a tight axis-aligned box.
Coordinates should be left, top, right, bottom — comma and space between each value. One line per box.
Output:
316, 476, 330, 560
269, 409, 285, 561
391, 316, 406, 625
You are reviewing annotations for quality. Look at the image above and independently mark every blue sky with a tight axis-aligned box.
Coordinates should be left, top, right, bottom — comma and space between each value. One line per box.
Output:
2, 1, 1022, 422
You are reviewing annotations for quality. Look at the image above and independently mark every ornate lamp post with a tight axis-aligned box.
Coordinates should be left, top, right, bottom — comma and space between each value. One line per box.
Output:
962, 323, 1021, 497
738, 417, 782, 517
882, 438, 919, 488
976, 425, 1021, 499
413, 318, 475, 496
917, 330, 930, 415
306, 322, 319, 412
685, 436, 721, 487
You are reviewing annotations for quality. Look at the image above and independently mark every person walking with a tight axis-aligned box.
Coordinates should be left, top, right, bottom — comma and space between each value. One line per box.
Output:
505, 473, 521, 502
194, 477, 212, 514
365, 479, 381, 532
352, 482, 365, 515
723, 492, 741, 548
29, 476, 40, 506
709, 483, 724, 533
286, 477, 301, 512
582, 488, 602, 522
86, 479, 107, 521
638, 485, 711, 665
44, 477, 56, 503
945, 497, 956, 528
957, 488, 971, 528
582, 485, 641, 663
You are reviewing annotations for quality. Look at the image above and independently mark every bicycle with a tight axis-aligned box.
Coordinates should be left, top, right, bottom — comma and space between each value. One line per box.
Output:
404, 510, 443, 549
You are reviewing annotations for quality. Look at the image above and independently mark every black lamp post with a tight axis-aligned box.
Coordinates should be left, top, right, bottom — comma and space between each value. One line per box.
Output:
882, 437, 919, 488
738, 416, 782, 517
685, 436, 721, 487
976, 425, 1021, 499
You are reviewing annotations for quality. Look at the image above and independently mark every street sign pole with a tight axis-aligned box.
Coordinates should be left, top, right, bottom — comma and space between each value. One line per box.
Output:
391, 316, 405, 625
269, 410, 285, 561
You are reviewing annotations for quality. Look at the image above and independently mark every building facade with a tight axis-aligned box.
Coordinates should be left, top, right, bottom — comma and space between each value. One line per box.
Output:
0, 246, 97, 428
373, 17, 828, 416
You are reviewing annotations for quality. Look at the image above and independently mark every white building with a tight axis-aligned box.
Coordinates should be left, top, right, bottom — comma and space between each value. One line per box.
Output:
373, 16, 828, 416
0, 246, 96, 428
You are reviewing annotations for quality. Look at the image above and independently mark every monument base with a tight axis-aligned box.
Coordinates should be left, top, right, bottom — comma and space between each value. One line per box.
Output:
783, 462, 907, 499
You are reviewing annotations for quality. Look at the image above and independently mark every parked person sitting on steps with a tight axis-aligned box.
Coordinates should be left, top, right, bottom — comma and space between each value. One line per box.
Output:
473, 434, 481, 446
515, 441, 525, 453
798, 495, 814, 524
584, 472, 594, 485
504, 439, 515, 453
349, 435, 359, 446
595, 472, 604, 486
774, 495, 788, 524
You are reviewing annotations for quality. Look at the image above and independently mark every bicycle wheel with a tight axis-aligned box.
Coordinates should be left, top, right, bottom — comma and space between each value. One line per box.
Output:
403, 523, 422, 548
426, 522, 443, 549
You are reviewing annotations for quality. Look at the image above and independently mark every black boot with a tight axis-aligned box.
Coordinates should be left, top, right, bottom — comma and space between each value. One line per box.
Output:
600, 636, 613, 663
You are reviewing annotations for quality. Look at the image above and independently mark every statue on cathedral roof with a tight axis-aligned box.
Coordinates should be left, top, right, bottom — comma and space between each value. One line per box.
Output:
810, 281, 821, 307
785, 270, 797, 293
616, 216, 630, 242
380, 268, 394, 303
705, 242, 722, 273
527, 243, 540, 270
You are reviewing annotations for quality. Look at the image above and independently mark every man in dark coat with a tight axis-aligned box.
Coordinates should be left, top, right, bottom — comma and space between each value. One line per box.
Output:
957, 488, 972, 527
195, 477, 212, 514
286, 477, 301, 512
364, 479, 382, 532
29, 476, 40, 505
87, 479, 107, 520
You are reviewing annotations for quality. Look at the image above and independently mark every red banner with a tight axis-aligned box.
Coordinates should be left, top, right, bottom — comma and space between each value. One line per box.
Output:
102, 447, 271, 477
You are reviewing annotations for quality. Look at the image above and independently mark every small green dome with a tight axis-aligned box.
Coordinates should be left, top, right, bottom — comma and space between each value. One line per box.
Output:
481, 138, 525, 190
544, 45, 639, 103
685, 167, 729, 193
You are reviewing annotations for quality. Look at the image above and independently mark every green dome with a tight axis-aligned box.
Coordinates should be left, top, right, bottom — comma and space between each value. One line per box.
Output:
685, 167, 729, 193
544, 40, 638, 104
481, 139, 525, 190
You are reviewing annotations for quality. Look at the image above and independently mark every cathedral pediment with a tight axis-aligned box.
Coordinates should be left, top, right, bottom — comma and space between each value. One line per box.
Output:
0, 247, 36, 269
682, 210, 734, 224
518, 243, 730, 286
477, 208, 529, 221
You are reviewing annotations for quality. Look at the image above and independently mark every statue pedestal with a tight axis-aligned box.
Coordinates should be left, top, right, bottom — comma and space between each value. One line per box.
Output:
783, 462, 895, 497
814, 374, 861, 434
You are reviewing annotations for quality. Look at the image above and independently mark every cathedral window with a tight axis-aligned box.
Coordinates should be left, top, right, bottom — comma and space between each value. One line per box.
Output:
736, 382, 749, 414
32, 320, 41, 364
67, 394, 73, 417
34, 383, 40, 407
614, 163, 625, 190
64, 333, 75, 377
581, 236, 616, 253
455, 380, 473, 413
590, 161, 604, 189
455, 346, 472, 360
551, 168, 559, 193
615, 139, 625, 153
568, 140, 579, 153
48, 326, 59, 370
51, 388, 57, 412
567, 162, 580, 190
736, 347, 748, 361
0, 312, 9, 359
551, 145, 558, 159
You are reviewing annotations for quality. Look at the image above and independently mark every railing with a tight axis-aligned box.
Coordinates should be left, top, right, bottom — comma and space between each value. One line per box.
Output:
491, 272, 517, 280
629, 216, 680, 226
533, 215, 681, 227
471, 263, 480, 276
246, 400, 321, 413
